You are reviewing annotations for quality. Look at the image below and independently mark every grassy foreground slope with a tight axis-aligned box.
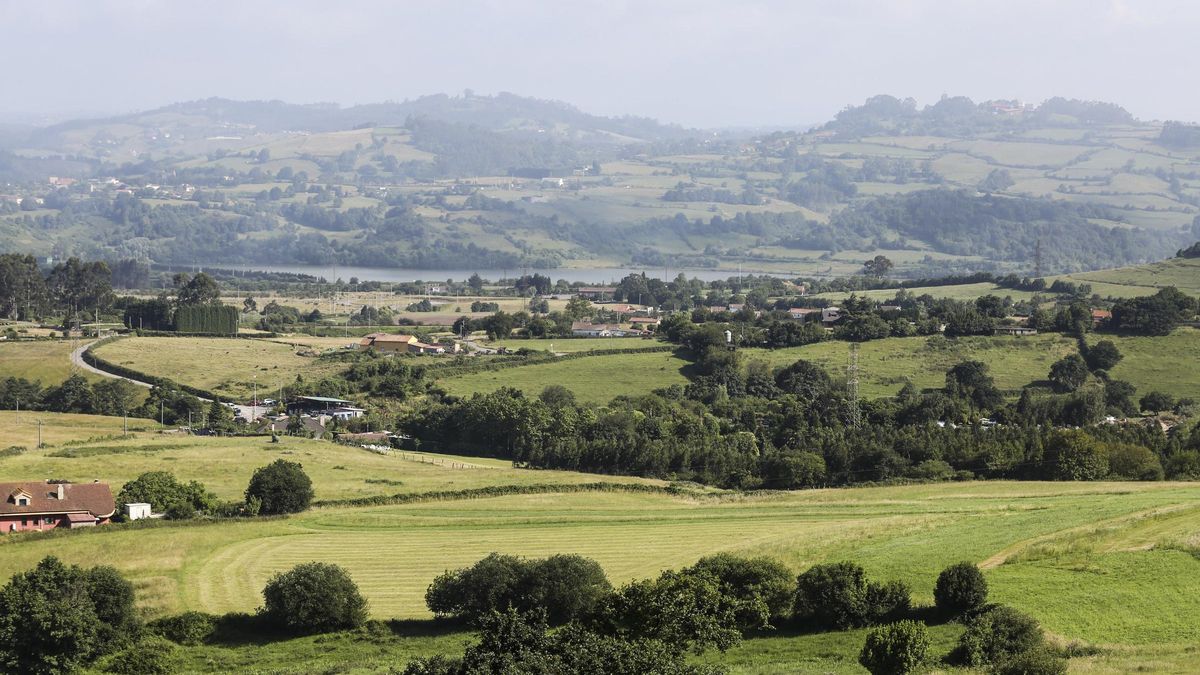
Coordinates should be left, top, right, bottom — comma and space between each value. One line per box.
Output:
3, 481, 1199, 673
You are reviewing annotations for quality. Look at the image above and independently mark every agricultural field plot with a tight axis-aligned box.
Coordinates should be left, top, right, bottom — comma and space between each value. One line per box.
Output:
742, 334, 1078, 397
948, 139, 1094, 167
5, 481, 1200, 673
486, 337, 662, 353
0, 428, 656, 502
1088, 328, 1200, 401
91, 337, 350, 400
0, 411, 156, 448
436, 349, 690, 404
812, 281, 1042, 303
1058, 257, 1200, 297
0, 339, 98, 386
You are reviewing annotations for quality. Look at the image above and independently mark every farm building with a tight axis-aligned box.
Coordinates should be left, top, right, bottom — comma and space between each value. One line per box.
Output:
359, 333, 448, 354
570, 321, 643, 337
993, 326, 1038, 336
1, 481, 116, 533
577, 286, 616, 300
788, 308, 823, 321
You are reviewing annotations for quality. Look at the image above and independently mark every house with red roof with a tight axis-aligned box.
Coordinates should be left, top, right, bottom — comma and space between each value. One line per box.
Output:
1, 480, 116, 534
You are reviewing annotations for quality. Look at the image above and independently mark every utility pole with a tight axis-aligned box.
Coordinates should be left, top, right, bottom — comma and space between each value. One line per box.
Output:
1034, 238, 1043, 278
37, 419, 42, 448
123, 411, 127, 436
160, 401, 165, 430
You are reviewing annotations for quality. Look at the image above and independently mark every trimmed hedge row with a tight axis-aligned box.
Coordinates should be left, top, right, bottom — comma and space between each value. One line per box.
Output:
313, 481, 693, 508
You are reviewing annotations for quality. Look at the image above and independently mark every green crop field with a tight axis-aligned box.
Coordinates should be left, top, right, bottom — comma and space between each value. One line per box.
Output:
436, 349, 690, 403
91, 336, 350, 400
743, 334, 1079, 397
5, 480, 1200, 673
1089, 328, 1200, 401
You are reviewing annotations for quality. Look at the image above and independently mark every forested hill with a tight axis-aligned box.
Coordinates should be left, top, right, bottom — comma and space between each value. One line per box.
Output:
1, 92, 1198, 277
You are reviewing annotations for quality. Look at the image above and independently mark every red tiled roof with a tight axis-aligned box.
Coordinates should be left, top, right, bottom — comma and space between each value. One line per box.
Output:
0, 481, 115, 518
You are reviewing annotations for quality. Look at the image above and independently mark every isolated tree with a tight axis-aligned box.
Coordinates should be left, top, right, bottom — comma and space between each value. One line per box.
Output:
934, 562, 988, 616
1048, 354, 1089, 392
978, 168, 1014, 192
863, 255, 894, 277
1044, 430, 1108, 481
954, 605, 1044, 667
685, 554, 795, 626
207, 399, 236, 433
538, 384, 577, 408
245, 460, 313, 514
116, 471, 216, 518
0, 557, 136, 674
1083, 340, 1122, 372
1140, 391, 1175, 413
174, 272, 221, 307
859, 620, 929, 675
468, 273, 485, 292
793, 562, 909, 630
261, 563, 367, 634
243, 296, 257, 313
593, 569, 744, 654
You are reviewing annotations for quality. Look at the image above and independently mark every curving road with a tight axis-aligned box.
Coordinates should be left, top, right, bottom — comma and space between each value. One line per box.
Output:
70, 341, 153, 389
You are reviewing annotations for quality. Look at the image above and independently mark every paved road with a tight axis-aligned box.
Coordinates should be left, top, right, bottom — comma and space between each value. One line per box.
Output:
71, 340, 268, 420
71, 341, 153, 389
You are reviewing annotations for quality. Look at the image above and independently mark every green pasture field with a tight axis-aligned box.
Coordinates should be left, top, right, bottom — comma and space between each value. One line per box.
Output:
91, 337, 350, 401
436, 349, 690, 403
1088, 328, 1200, 401
0, 339, 99, 386
742, 334, 1078, 398
0, 411, 156, 448
1057, 257, 1200, 297
3, 480, 1197, 673
0, 424, 655, 503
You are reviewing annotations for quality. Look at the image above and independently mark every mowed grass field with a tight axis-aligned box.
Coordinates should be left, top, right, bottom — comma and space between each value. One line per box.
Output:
92, 336, 350, 400
437, 349, 690, 403
813, 282, 1042, 303
5, 480, 1200, 672
743, 334, 1079, 397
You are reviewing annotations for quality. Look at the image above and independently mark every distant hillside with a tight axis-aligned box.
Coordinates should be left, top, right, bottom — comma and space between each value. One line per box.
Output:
19, 92, 693, 158
1, 92, 1198, 276
820, 95, 1138, 139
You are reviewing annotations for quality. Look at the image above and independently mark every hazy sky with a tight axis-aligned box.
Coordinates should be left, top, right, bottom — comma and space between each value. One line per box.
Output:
1, 0, 1195, 127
